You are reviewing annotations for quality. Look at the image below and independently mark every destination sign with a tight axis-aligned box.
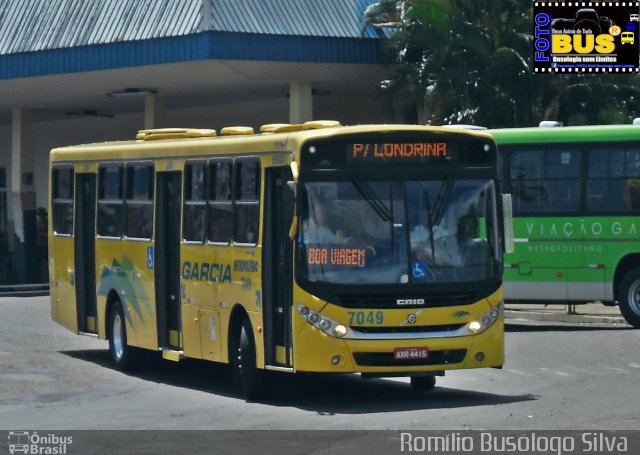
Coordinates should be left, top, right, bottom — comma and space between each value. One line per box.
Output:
300, 132, 495, 170
308, 247, 366, 267
347, 142, 448, 162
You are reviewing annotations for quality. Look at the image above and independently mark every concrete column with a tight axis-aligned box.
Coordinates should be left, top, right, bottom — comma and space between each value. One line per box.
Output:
289, 82, 313, 124
201, 0, 212, 32
144, 95, 166, 129
10, 108, 37, 283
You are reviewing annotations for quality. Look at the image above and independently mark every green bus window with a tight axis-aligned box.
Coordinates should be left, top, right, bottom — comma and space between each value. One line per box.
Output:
97, 165, 124, 237
208, 160, 233, 244
509, 148, 580, 212
234, 159, 260, 245
588, 147, 640, 211
125, 163, 154, 239
183, 161, 207, 243
52, 166, 74, 235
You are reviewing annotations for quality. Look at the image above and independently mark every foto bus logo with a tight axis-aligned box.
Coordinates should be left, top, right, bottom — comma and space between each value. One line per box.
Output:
533, 1, 640, 73
535, 9, 614, 57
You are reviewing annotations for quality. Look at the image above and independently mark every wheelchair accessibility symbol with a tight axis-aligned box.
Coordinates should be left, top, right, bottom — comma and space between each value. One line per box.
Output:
412, 261, 428, 280
147, 247, 154, 269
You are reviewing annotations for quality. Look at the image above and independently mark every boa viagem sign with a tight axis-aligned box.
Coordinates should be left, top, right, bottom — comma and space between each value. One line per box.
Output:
534, 1, 640, 73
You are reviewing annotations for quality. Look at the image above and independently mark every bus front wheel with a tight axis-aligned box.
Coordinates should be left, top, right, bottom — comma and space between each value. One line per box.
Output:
108, 302, 141, 371
410, 375, 436, 392
618, 267, 640, 329
235, 319, 271, 401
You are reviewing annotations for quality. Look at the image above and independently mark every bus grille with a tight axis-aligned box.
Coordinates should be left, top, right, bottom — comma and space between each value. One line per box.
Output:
334, 291, 479, 309
351, 324, 466, 334
353, 349, 467, 367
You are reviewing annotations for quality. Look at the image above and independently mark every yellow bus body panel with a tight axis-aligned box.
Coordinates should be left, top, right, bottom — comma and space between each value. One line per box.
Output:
50, 236, 77, 333
94, 238, 157, 349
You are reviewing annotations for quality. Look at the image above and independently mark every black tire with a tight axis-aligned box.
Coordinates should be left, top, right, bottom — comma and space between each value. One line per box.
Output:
618, 267, 640, 328
410, 376, 436, 392
108, 302, 141, 371
235, 319, 270, 401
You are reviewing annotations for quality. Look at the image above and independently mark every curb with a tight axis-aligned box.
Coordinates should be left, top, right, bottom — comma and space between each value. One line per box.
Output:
505, 309, 629, 326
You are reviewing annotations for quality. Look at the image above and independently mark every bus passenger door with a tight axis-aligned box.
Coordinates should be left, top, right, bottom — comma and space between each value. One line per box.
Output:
263, 167, 294, 368
155, 171, 182, 349
74, 173, 97, 334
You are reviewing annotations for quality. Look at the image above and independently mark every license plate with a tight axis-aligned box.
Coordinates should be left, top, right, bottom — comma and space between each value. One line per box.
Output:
393, 347, 429, 360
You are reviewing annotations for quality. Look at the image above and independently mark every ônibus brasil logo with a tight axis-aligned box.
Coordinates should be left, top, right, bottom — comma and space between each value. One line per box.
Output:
7, 431, 72, 455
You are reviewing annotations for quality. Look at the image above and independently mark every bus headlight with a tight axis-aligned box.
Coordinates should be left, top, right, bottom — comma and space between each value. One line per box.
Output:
297, 304, 353, 338
466, 302, 503, 335
468, 320, 482, 333
332, 324, 347, 338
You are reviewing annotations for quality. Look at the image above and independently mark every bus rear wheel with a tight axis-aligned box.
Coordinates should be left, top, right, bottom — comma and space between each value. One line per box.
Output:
618, 267, 640, 328
235, 319, 270, 401
108, 302, 141, 371
410, 375, 436, 392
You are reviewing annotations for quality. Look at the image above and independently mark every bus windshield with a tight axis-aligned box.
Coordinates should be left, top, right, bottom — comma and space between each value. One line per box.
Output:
298, 177, 499, 285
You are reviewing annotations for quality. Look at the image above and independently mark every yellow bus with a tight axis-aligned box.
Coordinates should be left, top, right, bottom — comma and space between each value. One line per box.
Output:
49, 121, 512, 399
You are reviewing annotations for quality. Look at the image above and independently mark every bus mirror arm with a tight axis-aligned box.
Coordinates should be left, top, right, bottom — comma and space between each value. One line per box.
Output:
501, 193, 514, 254
289, 215, 298, 240
290, 161, 299, 182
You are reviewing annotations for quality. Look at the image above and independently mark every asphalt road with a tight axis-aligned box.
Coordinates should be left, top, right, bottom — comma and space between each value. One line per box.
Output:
0, 296, 638, 431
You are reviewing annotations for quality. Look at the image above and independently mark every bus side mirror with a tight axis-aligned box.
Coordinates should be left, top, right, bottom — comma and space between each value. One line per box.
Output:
501, 193, 514, 253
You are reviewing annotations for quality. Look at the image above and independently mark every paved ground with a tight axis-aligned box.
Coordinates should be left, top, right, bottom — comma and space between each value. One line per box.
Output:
0, 296, 638, 435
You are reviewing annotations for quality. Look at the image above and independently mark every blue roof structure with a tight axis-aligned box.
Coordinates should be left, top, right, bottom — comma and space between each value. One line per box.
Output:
0, 0, 384, 80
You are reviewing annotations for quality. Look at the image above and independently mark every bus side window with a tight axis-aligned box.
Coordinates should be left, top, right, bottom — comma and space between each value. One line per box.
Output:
183, 161, 207, 243
208, 160, 233, 244
234, 159, 261, 245
125, 163, 154, 239
509, 149, 544, 212
587, 146, 640, 211
509, 148, 580, 212
52, 165, 74, 235
97, 164, 124, 237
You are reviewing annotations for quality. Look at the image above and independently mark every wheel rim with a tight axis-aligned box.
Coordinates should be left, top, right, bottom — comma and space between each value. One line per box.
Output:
112, 312, 124, 360
627, 280, 640, 316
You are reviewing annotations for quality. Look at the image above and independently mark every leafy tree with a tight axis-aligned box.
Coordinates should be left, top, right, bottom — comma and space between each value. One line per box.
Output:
367, 0, 640, 127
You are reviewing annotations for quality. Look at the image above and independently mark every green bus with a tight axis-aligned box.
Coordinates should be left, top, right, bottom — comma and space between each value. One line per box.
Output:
490, 123, 640, 328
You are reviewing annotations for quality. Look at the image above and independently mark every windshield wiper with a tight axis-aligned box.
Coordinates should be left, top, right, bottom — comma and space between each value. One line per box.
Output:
423, 188, 436, 263
432, 171, 456, 225
350, 171, 393, 221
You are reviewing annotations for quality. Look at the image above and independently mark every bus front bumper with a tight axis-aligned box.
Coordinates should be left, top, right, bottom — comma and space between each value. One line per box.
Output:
292, 317, 504, 375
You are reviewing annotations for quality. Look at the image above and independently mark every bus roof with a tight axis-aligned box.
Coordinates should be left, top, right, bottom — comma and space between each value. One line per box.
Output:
489, 124, 640, 145
50, 123, 496, 162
